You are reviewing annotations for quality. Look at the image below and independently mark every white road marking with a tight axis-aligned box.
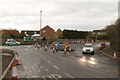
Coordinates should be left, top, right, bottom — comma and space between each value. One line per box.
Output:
39, 66, 49, 71
51, 74, 61, 78
42, 75, 52, 80
48, 61, 52, 64
64, 73, 74, 78
53, 66, 60, 70
31, 76, 38, 78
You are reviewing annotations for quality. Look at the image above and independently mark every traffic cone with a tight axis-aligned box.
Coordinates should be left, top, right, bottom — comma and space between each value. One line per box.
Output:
113, 52, 117, 59
64, 48, 67, 54
37, 45, 40, 49
45, 45, 47, 51
12, 60, 18, 80
34, 43, 37, 47
52, 47, 55, 53
15, 52, 21, 65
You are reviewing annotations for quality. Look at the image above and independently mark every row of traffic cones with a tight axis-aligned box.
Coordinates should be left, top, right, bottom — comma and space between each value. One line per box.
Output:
34, 43, 48, 51
12, 52, 21, 80
34, 43, 40, 49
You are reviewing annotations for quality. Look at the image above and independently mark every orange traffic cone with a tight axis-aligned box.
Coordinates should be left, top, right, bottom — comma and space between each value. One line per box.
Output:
12, 61, 18, 80
37, 45, 40, 49
34, 43, 37, 47
45, 45, 47, 51
52, 47, 55, 53
64, 48, 67, 54
15, 52, 21, 65
113, 52, 117, 59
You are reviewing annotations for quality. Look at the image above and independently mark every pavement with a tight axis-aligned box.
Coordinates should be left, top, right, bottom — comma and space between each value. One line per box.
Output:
1, 44, 119, 79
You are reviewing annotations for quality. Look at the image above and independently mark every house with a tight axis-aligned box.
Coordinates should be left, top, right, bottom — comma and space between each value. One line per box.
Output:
20, 30, 40, 41
56, 29, 63, 39
92, 29, 105, 35
40, 25, 57, 39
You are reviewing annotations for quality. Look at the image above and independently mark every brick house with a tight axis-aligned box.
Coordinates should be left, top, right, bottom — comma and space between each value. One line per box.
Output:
56, 29, 63, 39
40, 25, 56, 39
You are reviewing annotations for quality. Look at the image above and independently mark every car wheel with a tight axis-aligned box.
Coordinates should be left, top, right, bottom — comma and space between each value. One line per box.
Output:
92, 52, 94, 55
6, 44, 9, 46
83, 52, 85, 54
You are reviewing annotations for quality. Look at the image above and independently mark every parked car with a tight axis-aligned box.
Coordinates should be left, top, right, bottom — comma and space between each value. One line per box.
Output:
82, 43, 94, 54
5, 39, 20, 46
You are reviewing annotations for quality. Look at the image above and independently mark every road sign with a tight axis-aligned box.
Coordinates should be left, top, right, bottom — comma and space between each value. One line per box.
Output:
24, 37, 32, 41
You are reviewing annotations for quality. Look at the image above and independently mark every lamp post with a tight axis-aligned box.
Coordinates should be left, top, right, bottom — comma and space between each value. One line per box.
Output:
40, 11, 42, 36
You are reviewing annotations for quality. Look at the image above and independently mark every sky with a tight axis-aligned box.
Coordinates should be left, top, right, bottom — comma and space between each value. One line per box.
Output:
0, 0, 119, 31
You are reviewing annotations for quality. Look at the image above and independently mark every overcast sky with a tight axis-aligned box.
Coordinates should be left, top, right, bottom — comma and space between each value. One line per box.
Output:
0, 0, 119, 31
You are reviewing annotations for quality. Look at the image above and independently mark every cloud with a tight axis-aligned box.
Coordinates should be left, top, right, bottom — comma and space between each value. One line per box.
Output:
0, 0, 118, 31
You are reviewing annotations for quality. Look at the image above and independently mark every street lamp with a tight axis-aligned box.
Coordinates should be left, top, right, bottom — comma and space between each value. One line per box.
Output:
40, 11, 42, 36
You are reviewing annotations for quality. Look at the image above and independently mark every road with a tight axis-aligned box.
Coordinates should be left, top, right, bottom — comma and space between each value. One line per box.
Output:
3, 44, 118, 79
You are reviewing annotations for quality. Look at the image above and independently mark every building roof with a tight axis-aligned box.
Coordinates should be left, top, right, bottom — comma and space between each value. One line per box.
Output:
41, 25, 55, 32
56, 29, 62, 32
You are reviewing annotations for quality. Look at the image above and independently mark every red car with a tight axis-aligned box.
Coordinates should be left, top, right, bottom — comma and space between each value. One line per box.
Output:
100, 42, 106, 48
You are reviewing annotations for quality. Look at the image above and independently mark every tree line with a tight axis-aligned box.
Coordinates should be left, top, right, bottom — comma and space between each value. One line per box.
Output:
62, 29, 89, 39
105, 18, 120, 52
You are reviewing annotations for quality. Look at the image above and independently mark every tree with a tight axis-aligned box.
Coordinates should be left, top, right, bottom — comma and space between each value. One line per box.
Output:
97, 34, 109, 40
63, 29, 89, 39
2, 29, 20, 39
105, 18, 120, 52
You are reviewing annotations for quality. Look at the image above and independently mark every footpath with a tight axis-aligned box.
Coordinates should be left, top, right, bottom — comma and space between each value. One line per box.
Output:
101, 46, 120, 60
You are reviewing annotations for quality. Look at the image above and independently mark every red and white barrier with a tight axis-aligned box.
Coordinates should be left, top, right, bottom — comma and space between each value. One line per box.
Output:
12, 61, 18, 80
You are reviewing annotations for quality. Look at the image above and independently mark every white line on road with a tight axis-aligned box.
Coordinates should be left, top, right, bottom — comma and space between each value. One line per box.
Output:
47, 61, 52, 64
31, 76, 38, 78
42, 75, 52, 80
64, 73, 74, 78
53, 66, 60, 70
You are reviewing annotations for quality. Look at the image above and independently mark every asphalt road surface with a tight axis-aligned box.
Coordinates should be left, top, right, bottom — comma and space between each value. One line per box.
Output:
3, 44, 118, 79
